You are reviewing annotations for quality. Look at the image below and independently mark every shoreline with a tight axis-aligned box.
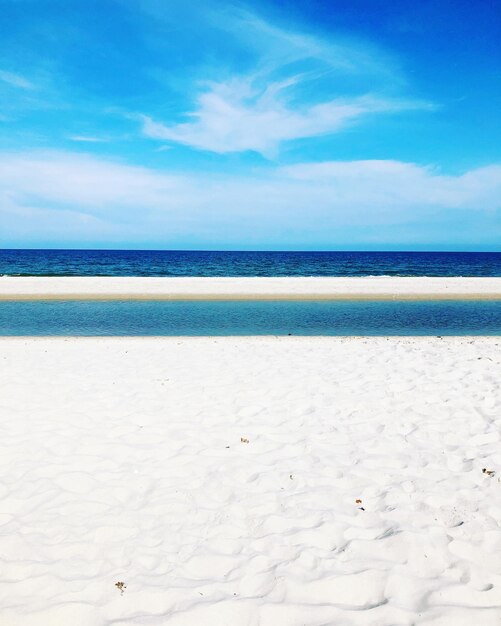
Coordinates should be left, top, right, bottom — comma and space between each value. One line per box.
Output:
1, 276, 501, 300
2, 333, 493, 337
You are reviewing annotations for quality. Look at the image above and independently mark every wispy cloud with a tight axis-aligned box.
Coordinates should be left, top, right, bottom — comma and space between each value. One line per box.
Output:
68, 135, 109, 143
1, 151, 499, 247
139, 9, 433, 157
0, 70, 35, 90
213, 8, 401, 81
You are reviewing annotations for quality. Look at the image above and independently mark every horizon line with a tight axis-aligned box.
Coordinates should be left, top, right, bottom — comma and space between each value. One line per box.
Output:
1, 248, 501, 254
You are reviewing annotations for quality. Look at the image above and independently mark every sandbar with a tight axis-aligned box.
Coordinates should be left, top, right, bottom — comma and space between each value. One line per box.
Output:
1, 275, 501, 300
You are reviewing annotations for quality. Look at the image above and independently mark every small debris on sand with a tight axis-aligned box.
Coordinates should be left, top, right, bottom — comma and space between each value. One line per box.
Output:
115, 581, 126, 595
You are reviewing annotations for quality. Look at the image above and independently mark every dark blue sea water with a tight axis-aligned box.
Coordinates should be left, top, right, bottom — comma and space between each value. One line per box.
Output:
1, 249, 500, 277
1, 300, 499, 336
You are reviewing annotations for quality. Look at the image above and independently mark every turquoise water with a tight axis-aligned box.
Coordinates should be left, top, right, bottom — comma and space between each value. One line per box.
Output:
1, 300, 499, 336
2, 249, 500, 277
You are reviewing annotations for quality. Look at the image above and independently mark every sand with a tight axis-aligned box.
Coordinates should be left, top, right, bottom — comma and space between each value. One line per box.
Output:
1, 276, 501, 300
0, 336, 500, 625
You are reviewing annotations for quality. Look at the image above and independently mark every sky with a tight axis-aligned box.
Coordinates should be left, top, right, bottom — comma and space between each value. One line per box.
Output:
0, 0, 500, 250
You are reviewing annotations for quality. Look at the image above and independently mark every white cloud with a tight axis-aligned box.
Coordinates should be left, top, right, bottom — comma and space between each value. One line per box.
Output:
139, 10, 433, 156
0, 152, 181, 211
0, 151, 499, 247
142, 89, 429, 158
280, 160, 501, 211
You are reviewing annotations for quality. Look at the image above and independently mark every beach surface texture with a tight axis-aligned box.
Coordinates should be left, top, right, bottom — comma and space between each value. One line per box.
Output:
1, 276, 501, 300
1, 336, 500, 625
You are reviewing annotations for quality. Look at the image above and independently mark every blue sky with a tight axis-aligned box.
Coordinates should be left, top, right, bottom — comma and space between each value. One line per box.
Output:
0, 0, 500, 250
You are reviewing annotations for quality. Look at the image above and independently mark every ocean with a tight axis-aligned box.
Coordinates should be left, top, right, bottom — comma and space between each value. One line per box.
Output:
1, 249, 501, 277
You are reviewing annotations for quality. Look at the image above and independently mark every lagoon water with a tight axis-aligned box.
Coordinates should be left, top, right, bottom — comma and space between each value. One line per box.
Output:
2, 249, 501, 277
1, 299, 500, 336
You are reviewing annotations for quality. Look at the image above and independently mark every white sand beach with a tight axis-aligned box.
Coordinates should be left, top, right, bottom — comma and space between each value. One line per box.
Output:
2, 276, 501, 300
1, 336, 500, 625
